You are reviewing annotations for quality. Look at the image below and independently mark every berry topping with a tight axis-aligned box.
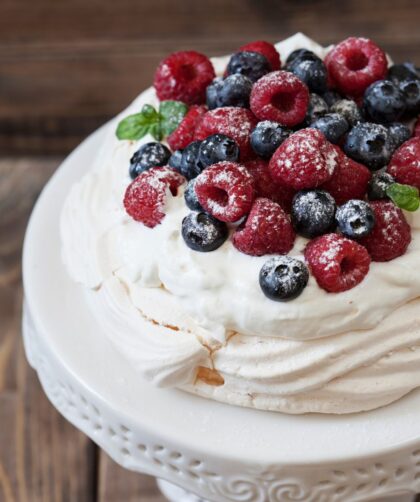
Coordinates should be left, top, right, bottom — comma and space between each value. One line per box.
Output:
388, 122, 412, 150
415, 117, 420, 138
124, 167, 185, 228
184, 179, 205, 212
310, 113, 349, 144
305, 93, 329, 124
250, 71, 309, 126
291, 190, 336, 238
168, 149, 183, 171
288, 56, 328, 94
194, 161, 254, 222
344, 122, 393, 170
180, 140, 204, 179
194, 107, 257, 160
363, 80, 406, 123
167, 104, 207, 151
259, 256, 309, 301
226, 51, 271, 82
269, 128, 338, 190
305, 233, 371, 292
322, 90, 342, 107
367, 172, 395, 200
286, 49, 320, 66
336, 199, 375, 239
250, 121, 291, 158
154, 51, 215, 105
129, 142, 171, 179
238, 41, 281, 71
388, 63, 419, 84
387, 137, 420, 189
330, 98, 363, 126
182, 212, 228, 252
232, 198, 295, 256
400, 79, 420, 117
358, 200, 411, 261
206, 74, 253, 109
198, 134, 240, 167
325, 37, 387, 97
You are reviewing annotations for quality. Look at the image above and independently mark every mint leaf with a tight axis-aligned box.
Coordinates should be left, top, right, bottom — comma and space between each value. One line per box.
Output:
159, 100, 188, 137
116, 113, 150, 140
386, 183, 420, 212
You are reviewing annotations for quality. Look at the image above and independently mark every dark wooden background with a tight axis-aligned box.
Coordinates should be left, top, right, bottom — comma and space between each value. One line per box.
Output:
0, 1, 419, 501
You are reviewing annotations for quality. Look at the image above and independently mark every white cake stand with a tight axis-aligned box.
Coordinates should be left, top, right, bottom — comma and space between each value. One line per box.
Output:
22, 125, 420, 502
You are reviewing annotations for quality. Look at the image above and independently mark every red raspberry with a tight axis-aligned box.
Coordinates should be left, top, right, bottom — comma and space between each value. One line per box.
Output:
387, 137, 420, 189
124, 167, 185, 228
194, 107, 257, 160
322, 147, 371, 205
269, 128, 338, 190
325, 37, 387, 97
245, 159, 295, 211
167, 105, 207, 151
238, 40, 281, 70
232, 198, 295, 256
154, 51, 215, 105
305, 233, 371, 293
359, 201, 411, 262
194, 162, 254, 222
414, 117, 420, 138
250, 71, 309, 127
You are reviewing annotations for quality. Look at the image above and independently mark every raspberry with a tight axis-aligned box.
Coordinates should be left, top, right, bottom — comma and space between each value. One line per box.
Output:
238, 41, 281, 70
322, 147, 371, 205
269, 128, 339, 190
124, 167, 185, 228
194, 107, 257, 160
194, 161, 254, 222
414, 117, 420, 138
245, 159, 295, 211
387, 137, 420, 189
250, 71, 309, 126
325, 37, 387, 97
154, 51, 215, 105
359, 201, 411, 262
232, 198, 295, 256
167, 105, 207, 150
305, 233, 371, 293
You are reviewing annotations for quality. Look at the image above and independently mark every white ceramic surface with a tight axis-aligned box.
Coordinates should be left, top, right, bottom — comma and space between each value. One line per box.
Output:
22, 125, 420, 502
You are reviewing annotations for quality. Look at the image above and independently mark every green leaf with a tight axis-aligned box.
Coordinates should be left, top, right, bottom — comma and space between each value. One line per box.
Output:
159, 100, 188, 137
116, 113, 151, 140
386, 183, 420, 212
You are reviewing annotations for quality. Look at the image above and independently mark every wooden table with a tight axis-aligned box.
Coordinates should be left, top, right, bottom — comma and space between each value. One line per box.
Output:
0, 1, 419, 500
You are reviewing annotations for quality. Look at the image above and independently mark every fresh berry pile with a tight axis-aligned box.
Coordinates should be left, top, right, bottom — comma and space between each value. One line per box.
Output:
119, 36, 420, 302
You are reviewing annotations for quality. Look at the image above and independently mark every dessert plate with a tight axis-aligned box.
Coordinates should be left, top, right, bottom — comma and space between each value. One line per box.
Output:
22, 124, 420, 502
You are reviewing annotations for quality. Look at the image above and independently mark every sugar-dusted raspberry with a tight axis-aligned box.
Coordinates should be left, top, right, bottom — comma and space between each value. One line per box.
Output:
154, 51, 215, 105
194, 107, 257, 160
232, 198, 295, 256
305, 233, 371, 293
387, 137, 420, 189
245, 159, 295, 211
124, 167, 185, 228
322, 147, 371, 205
238, 41, 281, 70
250, 71, 309, 126
414, 117, 420, 138
325, 37, 387, 97
167, 105, 207, 151
359, 201, 411, 262
269, 128, 338, 190
194, 161, 254, 222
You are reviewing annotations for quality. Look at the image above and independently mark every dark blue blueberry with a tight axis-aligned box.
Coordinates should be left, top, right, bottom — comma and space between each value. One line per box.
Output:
367, 172, 395, 200
184, 179, 205, 212
226, 51, 271, 83
168, 149, 183, 170
363, 80, 406, 123
388, 122, 412, 150
250, 121, 291, 158
198, 134, 240, 167
129, 142, 171, 179
344, 122, 393, 171
305, 93, 329, 124
322, 90, 342, 107
288, 58, 328, 94
182, 212, 228, 252
285, 49, 321, 66
291, 190, 336, 238
206, 74, 253, 109
330, 99, 363, 126
310, 113, 349, 144
180, 141, 204, 180
387, 63, 419, 84
259, 256, 309, 301
206, 77, 224, 109
400, 79, 420, 117
335, 199, 375, 239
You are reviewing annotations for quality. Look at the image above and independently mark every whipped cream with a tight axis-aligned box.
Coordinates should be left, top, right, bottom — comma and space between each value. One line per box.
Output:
61, 33, 420, 413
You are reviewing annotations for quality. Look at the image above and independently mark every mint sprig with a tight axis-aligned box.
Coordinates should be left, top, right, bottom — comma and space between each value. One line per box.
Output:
116, 100, 188, 141
386, 183, 420, 212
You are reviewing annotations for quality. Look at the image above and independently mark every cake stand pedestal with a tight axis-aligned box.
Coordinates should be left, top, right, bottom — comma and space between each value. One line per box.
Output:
22, 125, 420, 502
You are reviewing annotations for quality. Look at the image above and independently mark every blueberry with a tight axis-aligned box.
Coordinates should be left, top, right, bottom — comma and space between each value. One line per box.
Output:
285, 49, 321, 66
168, 149, 183, 170
305, 93, 329, 124
207, 74, 253, 109
288, 58, 328, 94
291, 190, 336, 238
363, 80, 406, 123
330, 99, 363, 126
184, 179, 204, 212
310, 113, 349, 144
259, 256, 309, 301
322, 90, 342, 107
198, 134, 240, 168
400, 79, 420, 117
336, 200, 375, 239
367, 172, 395, 200
388, 122, 411, 151
206, 77, 224, 109
388, 63, 419, 84
344, 123, 393, 171
250, 121, 291, 158
180, 141, 204, 179
129, 142, 171, 179
182, 212, 228, 252
226, 51, 271, 83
